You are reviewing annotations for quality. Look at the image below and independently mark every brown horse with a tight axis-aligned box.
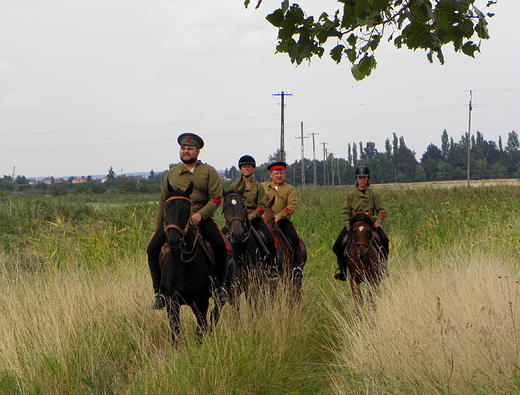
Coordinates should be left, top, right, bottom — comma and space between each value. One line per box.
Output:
263, 197, 307, 301
340, 211, 385, 315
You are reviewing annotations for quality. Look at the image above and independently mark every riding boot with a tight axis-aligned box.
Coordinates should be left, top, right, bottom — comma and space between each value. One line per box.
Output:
214, 258, 228, 304
291, 246, 304, 280
333, 254, 347, 281
148, 260, 165, 310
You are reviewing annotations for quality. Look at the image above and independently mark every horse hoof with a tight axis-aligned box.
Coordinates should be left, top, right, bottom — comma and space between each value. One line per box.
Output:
333, 270, 347, 281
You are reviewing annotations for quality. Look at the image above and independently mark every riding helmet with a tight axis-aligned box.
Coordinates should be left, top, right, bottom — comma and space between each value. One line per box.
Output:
355, 165, 370, 178
238, 155, 256, 168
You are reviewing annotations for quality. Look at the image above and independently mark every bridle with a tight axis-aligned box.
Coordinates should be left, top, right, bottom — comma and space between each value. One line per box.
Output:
163, 195, 199, 259
225, 193, 251, 241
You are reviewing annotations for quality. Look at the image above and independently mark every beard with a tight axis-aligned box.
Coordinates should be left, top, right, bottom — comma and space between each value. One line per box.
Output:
181, 157, 197, 164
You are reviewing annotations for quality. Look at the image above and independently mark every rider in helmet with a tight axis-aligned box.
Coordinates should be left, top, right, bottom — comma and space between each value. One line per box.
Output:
229, 155, 278, 275
332, 165, 389, 281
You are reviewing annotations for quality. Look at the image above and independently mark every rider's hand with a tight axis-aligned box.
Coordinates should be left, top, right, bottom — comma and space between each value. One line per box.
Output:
274, 215, 281, 222
191, 212, 202, 226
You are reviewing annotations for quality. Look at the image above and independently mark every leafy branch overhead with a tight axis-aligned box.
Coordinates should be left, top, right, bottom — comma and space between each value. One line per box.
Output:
246, 0, 496, 80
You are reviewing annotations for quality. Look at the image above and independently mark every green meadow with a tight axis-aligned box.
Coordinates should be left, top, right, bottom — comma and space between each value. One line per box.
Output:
1, 185, 519, 394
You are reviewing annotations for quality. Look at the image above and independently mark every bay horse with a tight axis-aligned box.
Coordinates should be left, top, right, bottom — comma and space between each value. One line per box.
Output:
341, 211, 385, 315
263, 196, 307, 301
160, 181, 223, 345
222, 188, 280, 308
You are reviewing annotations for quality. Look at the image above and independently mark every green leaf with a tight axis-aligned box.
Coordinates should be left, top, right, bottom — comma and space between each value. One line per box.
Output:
347, 33, 357, 47
266, 9, 285, 28
244, 0, 251, 8
281, 0, 290, 13
461, 41, 479, 57
330, 44, 345, 63
345, 48, 357, 63
475, 18, 489, 39
279, 17, 296, 41
351, 54, 376, 80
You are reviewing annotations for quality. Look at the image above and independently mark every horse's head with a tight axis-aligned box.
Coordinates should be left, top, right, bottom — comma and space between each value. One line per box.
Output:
163, 181, 193, 252
349, 212, 373, 261
223, 186, 249, 243
262, 196, 276, 230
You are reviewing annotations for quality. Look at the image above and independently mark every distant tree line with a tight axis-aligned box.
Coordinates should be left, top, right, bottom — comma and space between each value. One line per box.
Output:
224, 129, 520, 186
2, 129, 519, 196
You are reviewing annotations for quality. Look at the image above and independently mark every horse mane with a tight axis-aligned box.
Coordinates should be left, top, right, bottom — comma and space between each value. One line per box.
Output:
349, 212, 373, 227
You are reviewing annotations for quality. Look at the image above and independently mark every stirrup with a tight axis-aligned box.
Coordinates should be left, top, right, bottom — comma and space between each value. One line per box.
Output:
216, 287, 228, 304
151, 293, 166, 310
292, 267, 304, 281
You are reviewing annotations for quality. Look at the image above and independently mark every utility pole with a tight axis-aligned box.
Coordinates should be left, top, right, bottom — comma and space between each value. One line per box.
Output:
309, 132, 319, 185
466, 90, 472, 187
321, 142, 329, 186
295, 122, 309, 186
273, 91, 292, 162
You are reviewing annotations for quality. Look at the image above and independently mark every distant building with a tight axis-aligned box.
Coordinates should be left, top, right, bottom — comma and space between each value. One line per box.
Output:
72, 177, 87, 184
42, 177, 54, 185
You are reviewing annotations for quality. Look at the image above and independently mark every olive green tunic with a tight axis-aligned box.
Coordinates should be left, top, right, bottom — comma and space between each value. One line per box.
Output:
229, 177, 267, 220
155, 161, 222, 229
341, 186, 386, 226
261, 181, 297, 220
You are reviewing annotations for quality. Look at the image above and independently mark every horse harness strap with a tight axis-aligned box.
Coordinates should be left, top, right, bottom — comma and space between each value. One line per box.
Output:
163, 195, 193, 236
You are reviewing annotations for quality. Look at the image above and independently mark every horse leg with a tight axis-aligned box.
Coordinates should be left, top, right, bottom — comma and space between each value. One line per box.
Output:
191, 299, 209, 343
167, 300, 182, 347
349, 277, 363, 317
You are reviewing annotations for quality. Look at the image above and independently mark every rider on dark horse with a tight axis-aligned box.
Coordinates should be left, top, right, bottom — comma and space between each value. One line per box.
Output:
228, 155, 278, 275
147, 132, 229, 309
332, 165, 389, 281
262, 161, 304, 280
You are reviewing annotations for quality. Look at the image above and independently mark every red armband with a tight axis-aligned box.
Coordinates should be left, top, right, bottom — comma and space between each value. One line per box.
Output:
212, 198, 221, 206
258, 207, 265, 215
283, 208, 291, 213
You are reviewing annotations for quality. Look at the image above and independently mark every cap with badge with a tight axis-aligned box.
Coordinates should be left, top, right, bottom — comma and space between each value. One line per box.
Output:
267, 161, 287, 171
177, 133, 204, 149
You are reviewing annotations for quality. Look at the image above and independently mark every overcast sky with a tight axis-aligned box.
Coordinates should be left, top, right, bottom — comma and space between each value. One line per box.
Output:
1, 1, 519, 178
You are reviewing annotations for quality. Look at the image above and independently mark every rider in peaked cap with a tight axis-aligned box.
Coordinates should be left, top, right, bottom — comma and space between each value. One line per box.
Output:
177, 132, 204, 149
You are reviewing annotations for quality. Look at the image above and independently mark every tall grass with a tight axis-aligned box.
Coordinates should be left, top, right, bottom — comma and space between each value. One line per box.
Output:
0, 186, 519, 393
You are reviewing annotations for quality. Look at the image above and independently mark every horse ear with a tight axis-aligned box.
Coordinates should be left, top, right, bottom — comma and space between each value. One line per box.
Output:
367, 209, 373, 218
185, 181, 194, 197
223, 189, 230, 197
237, 185, 245, 196
167, 181, 174, 193
267, 196, 275, 209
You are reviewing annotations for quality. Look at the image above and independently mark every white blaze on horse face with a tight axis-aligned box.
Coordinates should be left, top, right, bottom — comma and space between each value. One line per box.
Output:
232, 199, 237, 205
358, 226, 364, 232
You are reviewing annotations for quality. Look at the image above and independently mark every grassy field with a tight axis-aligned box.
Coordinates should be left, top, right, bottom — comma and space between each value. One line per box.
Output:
1, 185, 519, 394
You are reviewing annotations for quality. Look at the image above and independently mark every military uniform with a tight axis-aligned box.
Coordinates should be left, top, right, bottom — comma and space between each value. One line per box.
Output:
155, 161, 222, 228
262, 178, 299, 249
341, 187, 386, 226
261, 181, 297, 220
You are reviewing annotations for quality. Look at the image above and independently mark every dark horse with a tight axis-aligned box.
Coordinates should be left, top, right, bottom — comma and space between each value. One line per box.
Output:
340, 211, 385, 315
263, 196, 307, 301
222, 188, 280, 307
160, 181, 223, 345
